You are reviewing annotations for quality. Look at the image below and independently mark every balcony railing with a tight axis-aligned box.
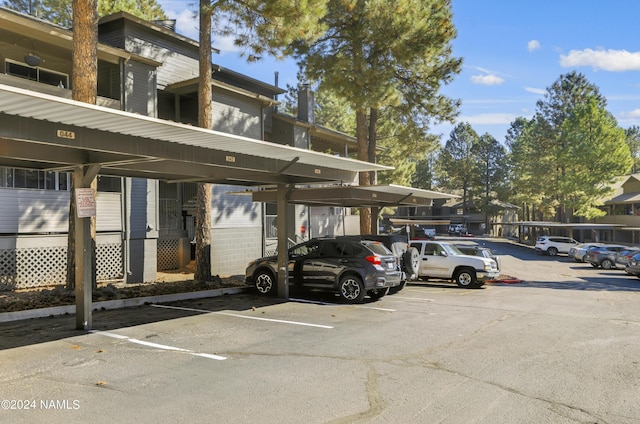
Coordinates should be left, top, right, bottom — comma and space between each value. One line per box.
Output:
0, 73, 121, 109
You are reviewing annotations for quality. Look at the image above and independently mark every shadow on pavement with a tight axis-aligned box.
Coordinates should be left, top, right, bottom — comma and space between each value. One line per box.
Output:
0, 289, 387, 351
0, 293, 285, 351
502, 276, 640, 292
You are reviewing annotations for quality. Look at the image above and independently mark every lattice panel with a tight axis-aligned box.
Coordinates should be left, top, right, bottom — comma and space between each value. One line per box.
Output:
97, 243, 123, 281
0, 242, 123, 290
158, 238, 179, 271
0, 246, 66, 290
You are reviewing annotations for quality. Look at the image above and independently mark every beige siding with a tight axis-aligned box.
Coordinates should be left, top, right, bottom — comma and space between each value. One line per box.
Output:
0, 188, 122, 234
212, 91, 262, 139
212, 185, 261, 229
97, 192, 123, 232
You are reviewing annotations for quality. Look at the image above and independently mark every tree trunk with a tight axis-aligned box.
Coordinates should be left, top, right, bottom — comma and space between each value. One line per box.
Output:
194, 183, 212, 282
368, 108, 378, 234
67, 0, 98, 289
194, 0, 213, 282
356, 108, 371, 234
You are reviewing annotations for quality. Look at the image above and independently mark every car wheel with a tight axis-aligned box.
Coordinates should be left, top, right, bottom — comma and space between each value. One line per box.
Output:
388, 280, 406, 295
254, 269, 277, 296
601, 259, 614, 270
367, 287, 389, 301
338, 275, 365, 303
548, 247, 558, 256
402, 247, 420, 277
454, 268, 477, 288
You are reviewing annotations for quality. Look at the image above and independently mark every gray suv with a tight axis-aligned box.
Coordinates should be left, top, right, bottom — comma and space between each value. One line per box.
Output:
245, 237, 402, 303
584, 244, 629, 269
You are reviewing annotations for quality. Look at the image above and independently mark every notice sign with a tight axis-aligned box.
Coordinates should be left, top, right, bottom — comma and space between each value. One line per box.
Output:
75, 188, 96, 218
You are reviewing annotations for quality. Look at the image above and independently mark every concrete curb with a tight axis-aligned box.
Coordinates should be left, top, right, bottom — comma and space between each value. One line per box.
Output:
0, 286, 250, 323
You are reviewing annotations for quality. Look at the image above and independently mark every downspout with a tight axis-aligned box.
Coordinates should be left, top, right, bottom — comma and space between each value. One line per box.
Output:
120, 57, 126, 110
119, 57, 131, 283
121, 177, 131, 283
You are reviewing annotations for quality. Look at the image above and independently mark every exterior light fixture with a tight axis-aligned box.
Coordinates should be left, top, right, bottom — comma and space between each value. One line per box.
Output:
24, 53, 41, 67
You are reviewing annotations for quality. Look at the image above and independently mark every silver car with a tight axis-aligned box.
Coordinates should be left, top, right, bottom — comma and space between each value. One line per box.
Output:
569, 243, 604, 262
584, 245, 629, 270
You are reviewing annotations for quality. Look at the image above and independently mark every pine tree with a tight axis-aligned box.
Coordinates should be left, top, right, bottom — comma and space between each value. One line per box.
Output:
437, 122, 479, 215
2, 0, 166, 27
294, 0, 461, 233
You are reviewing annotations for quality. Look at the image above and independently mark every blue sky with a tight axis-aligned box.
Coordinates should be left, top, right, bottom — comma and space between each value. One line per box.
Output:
158, 0, 640, 143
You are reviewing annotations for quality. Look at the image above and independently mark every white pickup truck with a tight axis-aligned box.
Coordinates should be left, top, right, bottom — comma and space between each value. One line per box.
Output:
409, 240, 500, 288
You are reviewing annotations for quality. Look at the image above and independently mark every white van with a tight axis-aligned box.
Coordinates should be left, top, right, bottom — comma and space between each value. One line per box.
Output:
448, 224, 467, 235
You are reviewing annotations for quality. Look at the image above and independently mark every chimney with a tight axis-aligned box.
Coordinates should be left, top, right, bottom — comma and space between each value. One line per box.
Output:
297, 83, 315, 123
152, 19, 177, 32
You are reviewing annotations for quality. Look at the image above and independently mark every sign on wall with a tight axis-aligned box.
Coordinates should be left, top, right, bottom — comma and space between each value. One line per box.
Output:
75, 188, 96, 218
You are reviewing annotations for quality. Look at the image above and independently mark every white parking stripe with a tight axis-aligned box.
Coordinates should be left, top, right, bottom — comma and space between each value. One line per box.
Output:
151, 304, 334, 329
91, 330, 227, 360
356, 305, 396, 312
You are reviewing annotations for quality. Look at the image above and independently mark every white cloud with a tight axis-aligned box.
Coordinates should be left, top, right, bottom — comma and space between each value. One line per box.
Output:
164, 8, 243, 54
471, 74, 505, 85
528, 40, 541, 52
524, 86, 545, 95
619, 109, 640, 121
560, 48, 640, 71
459, 113, 517, 125
170, 9, 198, 41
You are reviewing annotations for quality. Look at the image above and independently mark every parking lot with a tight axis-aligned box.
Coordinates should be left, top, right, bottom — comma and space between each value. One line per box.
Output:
1, 238, 640, 423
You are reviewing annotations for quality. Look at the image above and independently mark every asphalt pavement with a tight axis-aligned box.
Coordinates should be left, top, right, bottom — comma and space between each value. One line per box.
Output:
1, 237, 640, 423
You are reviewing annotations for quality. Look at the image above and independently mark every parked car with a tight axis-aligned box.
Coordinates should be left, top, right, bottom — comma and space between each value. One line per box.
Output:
245, 237, 402, 303
616, 248, 640, 270
338, 234, 420, 293
395, 226, 435, 240
624, 252, 640, 278
534, 236, 579, 256
408, 240, 499, 288
454, 243, 500, 270
569, 243, 604, 262
448, 224, 467, 235
584, 245, 629, 269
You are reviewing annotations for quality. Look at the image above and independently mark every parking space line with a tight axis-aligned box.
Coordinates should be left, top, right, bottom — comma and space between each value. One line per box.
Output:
290, 298, 395, 312
151, 304, 334, 329
90, 330, 227, 360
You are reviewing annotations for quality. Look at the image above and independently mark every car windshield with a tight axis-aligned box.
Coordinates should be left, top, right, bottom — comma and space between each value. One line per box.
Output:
442, 243, 464, 256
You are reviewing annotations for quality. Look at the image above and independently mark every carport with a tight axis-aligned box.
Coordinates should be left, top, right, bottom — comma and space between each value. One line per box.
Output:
251, 185, 458, 295
0, 84, 390, 329
510, 221, 626, 243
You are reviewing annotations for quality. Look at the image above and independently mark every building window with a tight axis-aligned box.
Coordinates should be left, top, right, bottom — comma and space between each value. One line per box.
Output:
5, 59, 69, 89
0, 167, 70, 190
97, 176, 122, 193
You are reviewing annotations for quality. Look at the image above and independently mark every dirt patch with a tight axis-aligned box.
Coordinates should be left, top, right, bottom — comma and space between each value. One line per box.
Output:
0, 267, 248, 313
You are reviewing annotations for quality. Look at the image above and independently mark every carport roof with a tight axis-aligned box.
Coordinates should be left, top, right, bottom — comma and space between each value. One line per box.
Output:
0, 84, 390, 185
251, 184, 458, 207
509, 221, 626, 229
